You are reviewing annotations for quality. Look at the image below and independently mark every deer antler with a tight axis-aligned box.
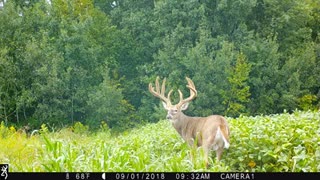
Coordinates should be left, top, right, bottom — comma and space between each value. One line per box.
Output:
177, 77, 197, 108
148, 76, 173, 106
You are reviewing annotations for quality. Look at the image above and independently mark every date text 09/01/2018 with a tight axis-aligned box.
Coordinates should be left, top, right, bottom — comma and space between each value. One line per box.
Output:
114, 173, 210, 180
115, 173, 166, 180
113, 173, 254, 180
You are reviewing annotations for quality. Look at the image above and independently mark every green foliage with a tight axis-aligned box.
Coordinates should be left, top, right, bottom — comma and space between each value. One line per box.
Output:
298, 94, 318, 111
0, 0, 319, 130
98, 120, 111, 135
0, 111, 319, 172
0, 121, 10, 138
223, 52, 251, 117
244, 37, 282, 115
86, 69, 137, 130
71, 122, 89, 134
227, 111, 320, 172
0, 0, 132, 129
40, 124, 49, 134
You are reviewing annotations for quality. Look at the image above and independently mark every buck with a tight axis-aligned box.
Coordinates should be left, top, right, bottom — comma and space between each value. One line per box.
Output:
149, 76, 230, 167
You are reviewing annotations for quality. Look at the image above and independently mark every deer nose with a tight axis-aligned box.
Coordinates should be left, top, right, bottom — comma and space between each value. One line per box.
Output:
166, 114, 172, 120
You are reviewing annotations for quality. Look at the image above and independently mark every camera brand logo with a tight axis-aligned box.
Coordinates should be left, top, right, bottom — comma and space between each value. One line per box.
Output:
0, 164, 8, 180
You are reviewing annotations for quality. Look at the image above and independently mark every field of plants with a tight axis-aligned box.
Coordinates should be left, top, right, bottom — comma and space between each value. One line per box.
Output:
0, 111, 319, 172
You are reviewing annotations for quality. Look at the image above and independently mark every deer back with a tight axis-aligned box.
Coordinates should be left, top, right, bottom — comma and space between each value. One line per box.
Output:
172, 114, 230, 150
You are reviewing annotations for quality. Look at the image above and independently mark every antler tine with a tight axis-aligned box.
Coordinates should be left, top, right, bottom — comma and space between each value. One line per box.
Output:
149, 76, 160, 97
178, 89, 184, 102
155, 76, 160, 95
163, 78, 174, 101
149, 76, 172, 106
167, 89, 173, 101
186, 77, 197, 96
161, 77, 166, 96
177, 77, 197, 107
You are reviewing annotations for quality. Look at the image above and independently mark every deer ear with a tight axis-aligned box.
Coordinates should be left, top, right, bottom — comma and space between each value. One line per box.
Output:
162, 101, 169, 110
181, 102, 189, 110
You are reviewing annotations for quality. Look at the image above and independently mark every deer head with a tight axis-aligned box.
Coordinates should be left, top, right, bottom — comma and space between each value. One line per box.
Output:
148, 76, 197, 122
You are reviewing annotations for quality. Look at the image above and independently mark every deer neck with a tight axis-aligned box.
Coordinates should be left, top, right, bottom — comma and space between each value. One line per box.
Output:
171, 112, 193, 135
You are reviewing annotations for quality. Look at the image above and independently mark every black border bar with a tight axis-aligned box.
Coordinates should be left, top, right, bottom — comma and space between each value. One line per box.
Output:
4, 172, 320, 180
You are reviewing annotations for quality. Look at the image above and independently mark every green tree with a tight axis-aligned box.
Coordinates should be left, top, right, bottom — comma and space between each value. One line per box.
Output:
244, 37, 282, 115
96, 0, 157, 111
184, 38, 235, 116
86, 69, 135, 130
0, 48, 16, 125
223, 52, 251, 117
0, 0, 132, 129
0, 1, 31, 125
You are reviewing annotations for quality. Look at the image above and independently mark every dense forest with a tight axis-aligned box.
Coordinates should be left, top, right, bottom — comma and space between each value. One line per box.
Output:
0, 0, 319, 131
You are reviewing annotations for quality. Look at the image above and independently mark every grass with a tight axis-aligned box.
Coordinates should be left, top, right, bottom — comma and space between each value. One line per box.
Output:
0, 110, 319, 172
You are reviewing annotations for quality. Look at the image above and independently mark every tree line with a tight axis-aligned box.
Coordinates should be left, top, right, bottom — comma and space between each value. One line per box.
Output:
0, 0, 319, 131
